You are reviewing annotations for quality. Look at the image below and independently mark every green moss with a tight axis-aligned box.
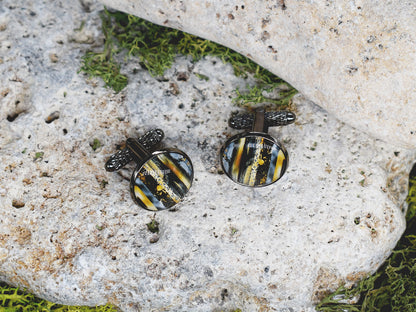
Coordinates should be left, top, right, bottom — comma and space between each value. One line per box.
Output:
74, 20, 86, 32
194, 73, 210, 81
91, 138, 101, 151
100, 180, 108, 189
79, 8, 296, 107
233, 84, 297, 107
0, 283, 116, 311
146, 219, 160, 234
34, 152, 44, 160
316, 171, 416, 312
79, 10, 128, 93
80, 52, 128, 93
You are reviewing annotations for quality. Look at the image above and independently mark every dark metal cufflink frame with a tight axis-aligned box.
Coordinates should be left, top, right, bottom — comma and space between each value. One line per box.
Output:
105, 129, 194, 211
220, 109, 296, 187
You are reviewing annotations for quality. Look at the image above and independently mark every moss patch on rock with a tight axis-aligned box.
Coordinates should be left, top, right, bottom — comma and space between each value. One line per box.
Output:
79, 8, 296, 107
316, 165, 416, 312
0, 283, 116, 312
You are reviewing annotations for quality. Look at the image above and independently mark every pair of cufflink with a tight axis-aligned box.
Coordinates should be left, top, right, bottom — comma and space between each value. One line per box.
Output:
105, 109, 296, 211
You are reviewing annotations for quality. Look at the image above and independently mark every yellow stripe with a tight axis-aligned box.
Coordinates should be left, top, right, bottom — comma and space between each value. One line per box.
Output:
158, 154, 191, 189
273, 150, 285, 182
134, 185, 158, 211
242, 138, 264, 186
231, 137, 246, 181
243, 163, 253, 185
144, 158, 181, 203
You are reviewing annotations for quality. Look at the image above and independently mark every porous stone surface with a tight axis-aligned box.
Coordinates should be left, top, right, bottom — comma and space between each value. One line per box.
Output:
98, 0, 416, 148
0, 1, 415, 311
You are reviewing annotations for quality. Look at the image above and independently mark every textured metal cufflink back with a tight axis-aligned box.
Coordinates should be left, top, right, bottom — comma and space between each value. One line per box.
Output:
220, 109, 296, 187
105, 129, 193, 211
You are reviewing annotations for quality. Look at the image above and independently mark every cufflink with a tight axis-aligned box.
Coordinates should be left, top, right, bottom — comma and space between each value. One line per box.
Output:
220, 109, 295, 187
106, 129, 193, 210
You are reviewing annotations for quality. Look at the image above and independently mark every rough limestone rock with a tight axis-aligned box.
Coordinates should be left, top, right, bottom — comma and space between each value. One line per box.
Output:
98, 0, 416, 149
0, 1, 415, 311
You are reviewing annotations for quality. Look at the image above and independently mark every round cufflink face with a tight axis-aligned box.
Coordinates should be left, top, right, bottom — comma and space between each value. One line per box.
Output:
130, 150, 193, 211
220, 133, 288, 187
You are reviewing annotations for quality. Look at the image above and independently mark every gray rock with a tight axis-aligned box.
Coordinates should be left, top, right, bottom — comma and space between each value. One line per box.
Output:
0, 1, 415, 311
98, 0, 416, 148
